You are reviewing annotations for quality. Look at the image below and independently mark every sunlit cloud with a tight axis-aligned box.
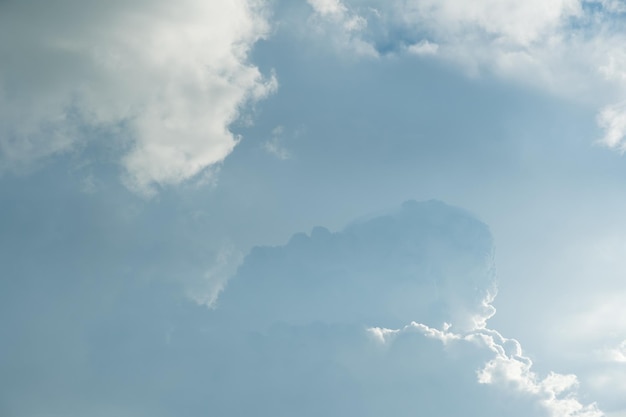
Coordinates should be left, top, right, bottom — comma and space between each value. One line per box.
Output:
0, 0, 276, 195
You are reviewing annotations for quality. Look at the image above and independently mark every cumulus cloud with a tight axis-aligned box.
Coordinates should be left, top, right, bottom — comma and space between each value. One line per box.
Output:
211, 200, 601, 414
0, 0, 276, 195
218, 200, 497, 332
0, 200, 605, 416
301, 0, 626, 152
370, 322, 603, 417
397, 0, 581, 46
215, 199, 602, 416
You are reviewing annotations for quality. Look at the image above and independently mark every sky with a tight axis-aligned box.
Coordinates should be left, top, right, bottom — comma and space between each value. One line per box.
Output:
2, 0, 626, 416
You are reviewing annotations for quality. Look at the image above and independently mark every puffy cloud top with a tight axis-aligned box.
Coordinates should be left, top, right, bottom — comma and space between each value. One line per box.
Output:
304, 0, 626, 151
0, 199, 603, 416
218, 199, 497, 331
0, 0, 276, 194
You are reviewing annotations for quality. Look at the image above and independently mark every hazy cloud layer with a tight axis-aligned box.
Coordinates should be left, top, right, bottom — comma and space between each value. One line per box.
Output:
217, 199, 602, 417
218, 200, 497, 332
0, 200, 602, 416
2, 2, 624, 414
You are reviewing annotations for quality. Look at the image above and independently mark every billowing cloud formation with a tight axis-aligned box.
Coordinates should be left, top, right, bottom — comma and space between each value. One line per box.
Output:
0, 0, 276, 194
0, 200, 603, 416
215, 199, 602, 416
303, 0, 626, 151
218, 200, 497, 332
369, 323, 602, 417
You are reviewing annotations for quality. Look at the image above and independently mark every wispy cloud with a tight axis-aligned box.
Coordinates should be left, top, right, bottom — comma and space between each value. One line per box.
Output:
406, 40, 439, 56
306, 0, 378, 57
263, 125, 291, 160
186, 245, 243, 308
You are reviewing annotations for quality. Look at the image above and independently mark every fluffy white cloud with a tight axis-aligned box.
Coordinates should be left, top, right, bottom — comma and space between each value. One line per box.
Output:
0, 0, 276, 194
404, 0, 581, 44
303, 0, 626, 151
371, 322, 603, 417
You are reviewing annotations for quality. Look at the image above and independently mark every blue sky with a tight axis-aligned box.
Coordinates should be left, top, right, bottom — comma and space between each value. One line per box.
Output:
2, 0, 626, 416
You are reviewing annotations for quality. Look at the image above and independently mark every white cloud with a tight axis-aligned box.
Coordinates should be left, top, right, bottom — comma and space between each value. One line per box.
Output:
0, 0, 276, 195
406, 40, 439, 56
397, 0, 582, 46
216, 200, 607, 414
597, 102, 626, 150
307, 0, 348, 17
372, 321, 603, 417
306, 0, 378, 57
304, 0, 626, 152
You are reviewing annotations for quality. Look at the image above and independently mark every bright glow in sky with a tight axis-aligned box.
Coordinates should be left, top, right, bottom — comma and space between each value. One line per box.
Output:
2, 1, 626, 416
